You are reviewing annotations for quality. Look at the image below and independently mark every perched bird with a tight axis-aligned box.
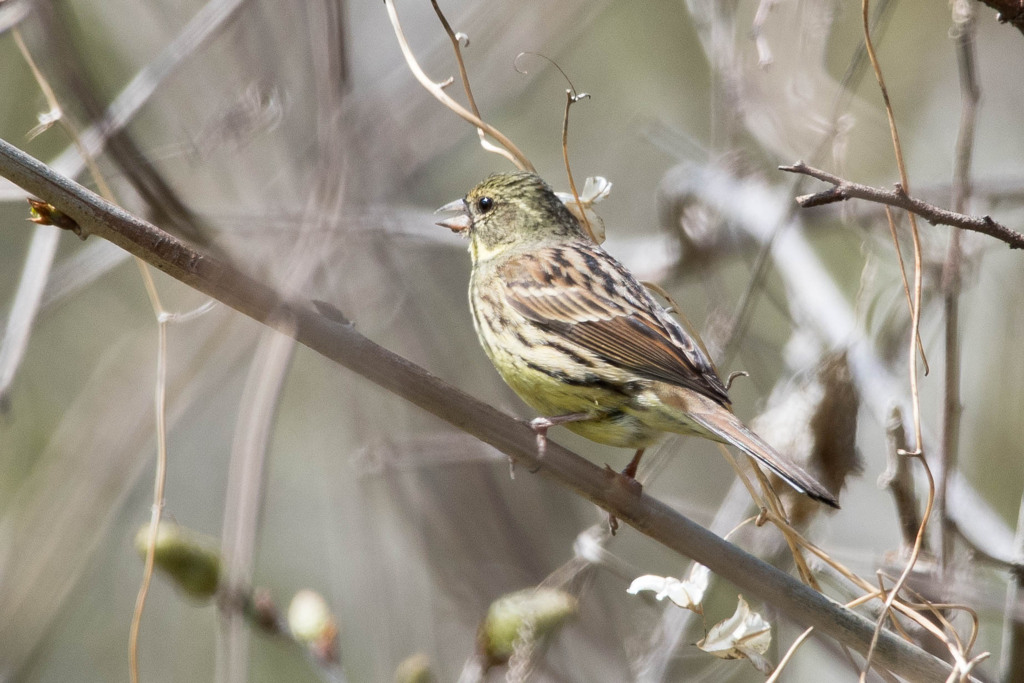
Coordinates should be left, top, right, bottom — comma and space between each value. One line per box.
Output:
436, 171, 838, 509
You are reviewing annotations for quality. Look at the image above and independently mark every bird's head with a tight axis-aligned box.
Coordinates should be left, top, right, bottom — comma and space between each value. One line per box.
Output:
436, 172, 585, 262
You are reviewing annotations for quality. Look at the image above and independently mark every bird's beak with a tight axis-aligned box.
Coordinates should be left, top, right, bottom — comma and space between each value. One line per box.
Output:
434, 198, 471, 233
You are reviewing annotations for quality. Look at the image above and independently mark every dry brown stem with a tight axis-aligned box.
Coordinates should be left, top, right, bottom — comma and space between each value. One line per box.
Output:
384, 0, 534, 171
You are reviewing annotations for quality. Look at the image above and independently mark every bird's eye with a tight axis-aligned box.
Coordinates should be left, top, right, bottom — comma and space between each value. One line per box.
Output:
477, 196, 494, 213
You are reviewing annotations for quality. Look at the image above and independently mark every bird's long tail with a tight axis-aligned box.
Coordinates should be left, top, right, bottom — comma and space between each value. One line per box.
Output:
656, 387, 840, 509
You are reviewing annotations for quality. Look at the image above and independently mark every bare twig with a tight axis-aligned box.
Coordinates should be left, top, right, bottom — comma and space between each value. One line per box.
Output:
33, 0, 215, 247
560, 90, 595, 242
779, 162, 1024, 249
0, 136, 965, 683
429, 0, 520, 168
430, 0, 479, 115
217, 587, 346, 682
512, 53, 595, 240
765, 508, 970, 656
383, 0, 534, 172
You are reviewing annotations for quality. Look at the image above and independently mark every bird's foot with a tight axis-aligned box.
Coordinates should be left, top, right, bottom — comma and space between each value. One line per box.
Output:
527, 413, 591, 472
604, 461, 645, 535
528, 417, 553, 462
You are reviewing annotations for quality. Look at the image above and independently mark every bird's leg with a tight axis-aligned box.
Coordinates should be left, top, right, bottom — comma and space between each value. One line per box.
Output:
528, 412, 591, 460
606, 448, 646, 535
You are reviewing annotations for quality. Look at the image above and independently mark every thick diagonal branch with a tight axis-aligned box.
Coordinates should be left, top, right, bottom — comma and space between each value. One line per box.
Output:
0, 136, 962, 682
779, 161, 1024, 249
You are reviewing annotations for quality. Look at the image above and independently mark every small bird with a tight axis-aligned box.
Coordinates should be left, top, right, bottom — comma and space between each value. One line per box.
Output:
436, 171, 838, 509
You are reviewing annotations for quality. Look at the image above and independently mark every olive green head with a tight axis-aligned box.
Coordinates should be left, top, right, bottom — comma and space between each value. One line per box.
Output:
436, 172, 585, 261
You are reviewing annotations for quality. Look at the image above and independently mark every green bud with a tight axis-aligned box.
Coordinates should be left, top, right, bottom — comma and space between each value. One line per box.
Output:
134, 522, 221, 600
287, 590, 335, 644
479, 588, 578, 664
27, 198, 83, 236
394, 652, 435, 683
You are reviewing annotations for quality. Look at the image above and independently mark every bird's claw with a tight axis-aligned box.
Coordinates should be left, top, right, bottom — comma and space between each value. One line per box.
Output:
529, 417, 552, 460
603, 464, 645, 535
527, 417, 553, 473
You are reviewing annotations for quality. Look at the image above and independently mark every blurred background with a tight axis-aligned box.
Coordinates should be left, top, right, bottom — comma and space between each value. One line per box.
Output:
1, 0, 1023, 680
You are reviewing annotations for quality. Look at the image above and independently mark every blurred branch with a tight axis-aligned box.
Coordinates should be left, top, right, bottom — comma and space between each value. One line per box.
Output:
217, 331, 297, 683
976, 0, 1024, 36
0, 137, 964, 683
938, 0, 978, 573
0, 226, 58, 410
17, 0, 248, 194
1000, 491, 1024, 681
216, 587, 345, 682
33, 0, 212, 246
878, 406, 925, 556
948, 477, 1018, 568
779, 162, 1024, 249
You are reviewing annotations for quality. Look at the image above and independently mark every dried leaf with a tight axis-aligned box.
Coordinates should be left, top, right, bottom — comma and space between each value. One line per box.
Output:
556, 176, 612, 243
697, 595, 773, 674
626, 563, 710, 613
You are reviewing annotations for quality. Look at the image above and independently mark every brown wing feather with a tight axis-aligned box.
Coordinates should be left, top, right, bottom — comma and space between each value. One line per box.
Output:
500, 245, 731, 405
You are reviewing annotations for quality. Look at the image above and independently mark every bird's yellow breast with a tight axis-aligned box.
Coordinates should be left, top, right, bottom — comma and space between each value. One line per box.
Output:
468, 267, 665, 449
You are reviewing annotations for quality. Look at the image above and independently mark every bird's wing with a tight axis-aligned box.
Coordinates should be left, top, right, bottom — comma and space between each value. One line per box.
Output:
499, 245, 731, 405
